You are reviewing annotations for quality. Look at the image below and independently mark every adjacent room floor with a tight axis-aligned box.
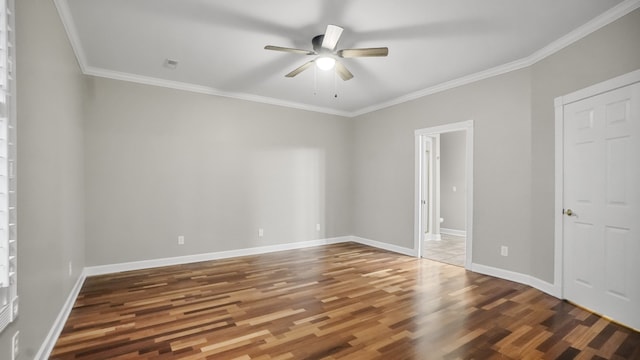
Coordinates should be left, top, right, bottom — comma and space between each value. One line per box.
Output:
422, 233, 466, 267
51, 242, 639, 359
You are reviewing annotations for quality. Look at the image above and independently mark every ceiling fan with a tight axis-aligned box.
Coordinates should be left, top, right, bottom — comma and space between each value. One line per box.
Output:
264, 25, 388, 81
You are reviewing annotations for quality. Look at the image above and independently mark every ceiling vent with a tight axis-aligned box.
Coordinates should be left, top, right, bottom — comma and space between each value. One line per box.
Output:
164, 59, 179, 69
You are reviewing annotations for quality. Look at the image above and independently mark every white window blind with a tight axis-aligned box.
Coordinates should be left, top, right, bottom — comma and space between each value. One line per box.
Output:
0, 0, 16, 334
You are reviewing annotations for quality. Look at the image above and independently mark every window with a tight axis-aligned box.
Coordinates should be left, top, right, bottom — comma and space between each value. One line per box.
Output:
0, 0, 16, 334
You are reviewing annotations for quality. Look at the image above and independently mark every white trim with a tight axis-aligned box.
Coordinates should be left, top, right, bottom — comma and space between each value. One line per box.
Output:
355, 1, 639, 117
84, 236, 416, 277
352, 58, 532, 117
35, 235, 413, 358
414, 120, 474, 136
440, 228, 467, 237
53, 0, 88, 72
53, 0, 640, 117
77, 236, 417, 278
561, 69, 640, 105
528, 0, 640, 66
83, 66, 352, 118
35, 235, 565, 359
35, 272, 87, 360
84, 237, 350, 276
471, 263, 560, 297
425, 233, 442, 241
350, 236, 417, 257
357, 0, 639, 117
415, 120, 474, 269
553, 69, 640, 301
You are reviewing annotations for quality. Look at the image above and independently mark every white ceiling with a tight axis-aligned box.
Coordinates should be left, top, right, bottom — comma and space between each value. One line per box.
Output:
56, 0, 634, 116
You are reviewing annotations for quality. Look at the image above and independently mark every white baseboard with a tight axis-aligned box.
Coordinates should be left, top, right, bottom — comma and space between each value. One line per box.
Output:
440, 228, 467, 237
35, 271, 87, 360
350, 236, 417, 257
83, 236, 418, 277
470, 262, 560, 297
84, 237, 351, 276
40, 236, 565, 360
425, 233, 442, 241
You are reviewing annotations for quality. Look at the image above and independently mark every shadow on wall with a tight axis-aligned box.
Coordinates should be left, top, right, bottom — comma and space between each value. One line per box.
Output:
249, 148, 327, 245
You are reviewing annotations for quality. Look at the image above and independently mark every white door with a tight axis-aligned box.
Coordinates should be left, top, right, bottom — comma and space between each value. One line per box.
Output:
563, 82, 640, 330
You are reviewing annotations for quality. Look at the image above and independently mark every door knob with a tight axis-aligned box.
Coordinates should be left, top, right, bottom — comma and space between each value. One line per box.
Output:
565, 209, 574, 216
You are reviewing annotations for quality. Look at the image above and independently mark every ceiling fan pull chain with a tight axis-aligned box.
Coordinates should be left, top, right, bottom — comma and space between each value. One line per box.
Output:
314, 66, 318, 96
334, 70, 338, 98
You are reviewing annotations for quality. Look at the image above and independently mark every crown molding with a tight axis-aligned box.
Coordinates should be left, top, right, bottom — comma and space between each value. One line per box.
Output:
53, 0, 88, 73
55, 0, 640, 118
527, 0, 640, 64
351, 0, 640, 117
349, 57, 532, 117
84, 66, 352, 117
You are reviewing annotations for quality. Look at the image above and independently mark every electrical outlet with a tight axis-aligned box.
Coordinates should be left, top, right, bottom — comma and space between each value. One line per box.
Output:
178, 235, 185, 245
12, 331, 19, 360
11, 297, 18, 320
501, 246, 508, 257
316, 223, 321, 231
258, 228, 264, 237
68, 261, 73, 277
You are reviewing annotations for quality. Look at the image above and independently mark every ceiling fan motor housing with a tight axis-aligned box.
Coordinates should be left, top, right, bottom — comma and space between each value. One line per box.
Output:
312, 35, 325, 53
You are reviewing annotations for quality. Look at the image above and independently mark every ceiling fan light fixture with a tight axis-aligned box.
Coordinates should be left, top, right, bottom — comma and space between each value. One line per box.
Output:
264, 24, 387, 80
315, 56, 335, 71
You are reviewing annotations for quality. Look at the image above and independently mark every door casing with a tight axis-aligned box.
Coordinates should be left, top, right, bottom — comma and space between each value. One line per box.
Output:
414, 120, 474, 268
554, 69, 640, 298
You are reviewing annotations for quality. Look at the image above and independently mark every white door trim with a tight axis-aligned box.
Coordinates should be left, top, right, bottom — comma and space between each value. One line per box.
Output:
554, 68, 640, 298
415, 120, 474, 268
422, 136, 435, 240
422, 135, 442, 241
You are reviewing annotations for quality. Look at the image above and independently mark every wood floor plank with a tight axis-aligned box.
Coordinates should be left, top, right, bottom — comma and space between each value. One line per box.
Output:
50, 243, 640, 359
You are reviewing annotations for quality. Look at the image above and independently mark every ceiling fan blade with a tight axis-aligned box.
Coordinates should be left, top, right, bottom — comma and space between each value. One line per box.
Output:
338, 47, 389, 58
265, 45, 315, 55
335, 62, 353, 81
321, 25, 343, 50
285, 60, 315, 78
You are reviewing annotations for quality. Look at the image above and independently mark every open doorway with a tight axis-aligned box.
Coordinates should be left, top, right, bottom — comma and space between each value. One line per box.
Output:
414, 121, 473, 268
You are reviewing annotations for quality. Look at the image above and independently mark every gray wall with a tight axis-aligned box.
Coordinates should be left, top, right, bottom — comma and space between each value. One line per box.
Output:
529, 9, 640, 282
5, 3, 640, 357
440, 131, 466, 232
84, 78, 352, 266
352, 9, 640, 283
0, 0, 88, 358
352, 69, 533, 274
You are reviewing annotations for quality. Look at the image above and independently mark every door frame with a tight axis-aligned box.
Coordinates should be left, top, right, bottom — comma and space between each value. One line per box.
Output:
422, 136, 435, 239
414, 120, 474, 268
554, 69, 640, 298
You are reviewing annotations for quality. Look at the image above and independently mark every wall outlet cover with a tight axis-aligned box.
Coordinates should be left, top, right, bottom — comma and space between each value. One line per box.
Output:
12, 331, 19, 360
501, 246, 508, 257
11, 297, 18, 320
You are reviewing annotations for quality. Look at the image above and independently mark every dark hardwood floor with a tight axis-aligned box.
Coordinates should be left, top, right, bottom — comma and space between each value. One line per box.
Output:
50, 243, 640, 359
